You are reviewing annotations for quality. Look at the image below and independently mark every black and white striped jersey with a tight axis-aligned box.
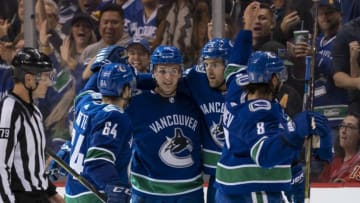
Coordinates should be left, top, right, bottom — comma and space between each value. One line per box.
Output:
0, 93, 48, 203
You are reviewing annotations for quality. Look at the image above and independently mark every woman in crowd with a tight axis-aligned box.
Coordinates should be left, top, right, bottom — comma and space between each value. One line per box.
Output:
319, 112, 360, 182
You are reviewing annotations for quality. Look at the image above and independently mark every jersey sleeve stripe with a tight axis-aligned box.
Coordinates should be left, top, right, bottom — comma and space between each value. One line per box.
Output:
85, 147, 116, 163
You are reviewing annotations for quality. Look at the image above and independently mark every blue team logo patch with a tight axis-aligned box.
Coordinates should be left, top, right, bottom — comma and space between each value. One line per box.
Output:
235, 73, 249, 86
248, 100, 271, 112
159, 128, 194, 168
0, 128, 10, 139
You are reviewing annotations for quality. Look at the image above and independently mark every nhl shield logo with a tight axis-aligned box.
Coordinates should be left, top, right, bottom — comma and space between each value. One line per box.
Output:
159, 128, 194, 168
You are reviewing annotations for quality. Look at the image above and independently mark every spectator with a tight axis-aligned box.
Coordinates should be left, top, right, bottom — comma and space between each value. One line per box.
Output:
312, 0, 348, 129
319, 112, 360, 182
129, 0, 160, 41
332, 16, 360, 114
273, 0, 314, 45
153, 0, 209, 67
60, 0, 101, 35
39, 13, 96, 151
113, 0, 143, 37
341, 0, 360, 24
245, 3, 284, 53
80, 3, 130, 71
35, 0, 64, 53
126, 38, 151, 73
0, 0, 23, 42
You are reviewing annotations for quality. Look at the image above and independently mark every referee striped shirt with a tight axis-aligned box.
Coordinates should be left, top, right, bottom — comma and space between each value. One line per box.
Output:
0, 93, 48, 203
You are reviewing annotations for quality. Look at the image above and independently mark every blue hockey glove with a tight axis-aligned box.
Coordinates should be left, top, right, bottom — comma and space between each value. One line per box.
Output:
283, 111, 314, 149
285, 164, 305, 203
91, 45, 127, 72
48, 140, 71, 182
312, 113, 333, 148
105, 184, 131, 203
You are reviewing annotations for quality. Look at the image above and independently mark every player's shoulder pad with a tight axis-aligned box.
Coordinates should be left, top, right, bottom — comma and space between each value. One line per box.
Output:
74, 90, 102, 104
248, 99, 272, 112
103, 104, 124, 113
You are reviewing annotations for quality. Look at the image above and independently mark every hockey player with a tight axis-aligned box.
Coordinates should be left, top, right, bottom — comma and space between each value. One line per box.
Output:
127, 45, 205, 203
175, 33, 251, 203
215, 51, 333, 203
65, 62, 135, 203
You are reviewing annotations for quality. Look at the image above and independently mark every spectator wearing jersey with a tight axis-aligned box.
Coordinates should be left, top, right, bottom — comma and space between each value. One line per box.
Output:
319, 112, 360, 182
332, 16, 360, 115
128, 0, 159, 41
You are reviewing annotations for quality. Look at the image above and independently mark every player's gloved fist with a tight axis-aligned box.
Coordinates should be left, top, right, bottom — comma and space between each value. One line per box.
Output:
283, 111, 314, 149
48, 140, 71, 181
105, 184, 131, 203
91, 59, 111, 73
312, 113, 333, 148
293, 111, 316, 137
91, 45, 127, 72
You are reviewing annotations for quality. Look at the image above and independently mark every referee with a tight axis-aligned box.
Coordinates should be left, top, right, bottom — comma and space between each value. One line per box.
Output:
0, 47, 63, 203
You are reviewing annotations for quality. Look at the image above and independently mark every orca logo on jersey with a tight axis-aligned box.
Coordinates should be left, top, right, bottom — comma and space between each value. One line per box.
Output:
210, 117, 225, 147
159, 128, 194, 168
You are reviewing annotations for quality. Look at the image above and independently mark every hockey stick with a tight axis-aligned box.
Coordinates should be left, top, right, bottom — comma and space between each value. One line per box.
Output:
303, 0, 320, 202
45, 147, 107, 203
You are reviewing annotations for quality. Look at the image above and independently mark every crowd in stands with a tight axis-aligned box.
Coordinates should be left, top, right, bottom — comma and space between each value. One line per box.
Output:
1, 0, 360, 186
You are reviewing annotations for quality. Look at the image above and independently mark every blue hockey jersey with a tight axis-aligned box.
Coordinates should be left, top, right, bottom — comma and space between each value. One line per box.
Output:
314, 34, 349, 127
127, 90, 204, 198
215, 71, 299, 196
129, 7, 157, 40
181, 66, 225, 176
122, 0, 143, 37
65, 90, 132, 203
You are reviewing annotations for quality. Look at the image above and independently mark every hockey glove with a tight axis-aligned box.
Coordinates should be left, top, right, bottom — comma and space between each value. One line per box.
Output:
283, 111, 314, 149
48, 140, 71, 182
312, 113, 333, 148
91, 45, 127, 72
311, 113, 334, 162
285, 163, 305, 203
105, 184, 131, 203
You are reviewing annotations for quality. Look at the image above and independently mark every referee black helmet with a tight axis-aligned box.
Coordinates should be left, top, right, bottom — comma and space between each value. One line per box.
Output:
12, 47, 53, 76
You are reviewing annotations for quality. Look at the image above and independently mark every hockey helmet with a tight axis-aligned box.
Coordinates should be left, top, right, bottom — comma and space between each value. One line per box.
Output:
247, 51, 286, 84
201, 38, 232, 65
97, 62, 136, 97
150, 45, 182, 71
12, 47, 53, 74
